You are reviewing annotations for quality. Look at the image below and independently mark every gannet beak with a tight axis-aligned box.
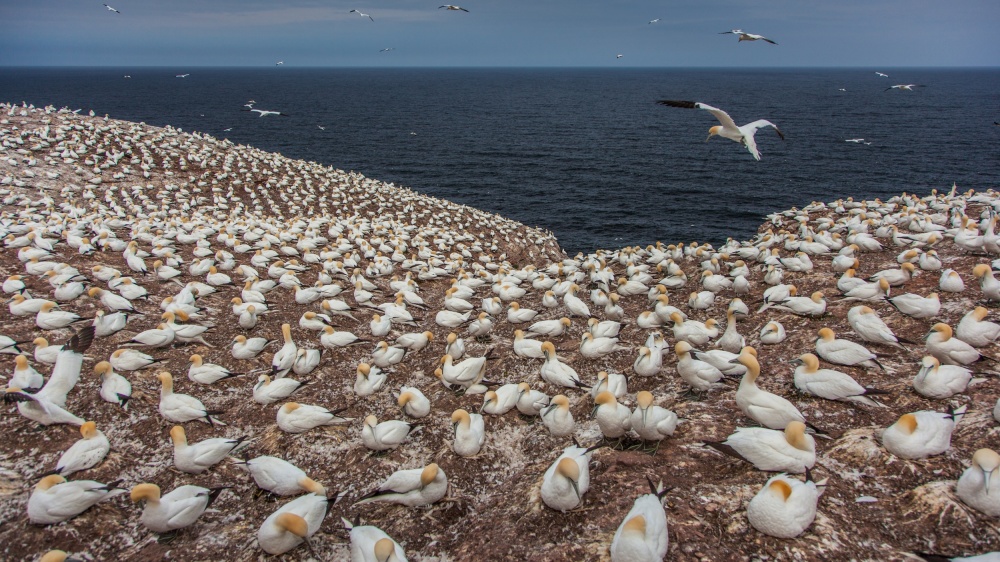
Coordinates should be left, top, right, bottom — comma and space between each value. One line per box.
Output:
590, 404, 599, 419
705, 134, 713, 142
985, 469, 993, 495
570, 478, 580, 499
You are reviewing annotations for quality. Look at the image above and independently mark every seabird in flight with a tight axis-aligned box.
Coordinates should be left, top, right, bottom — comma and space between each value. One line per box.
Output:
719, 29, 777, 44
175, 74, 190, 78
439, 5, 469, 12
885, 84, 926, 92
349, 9, 374, 21
380, 48, 395, 53
875, 72, 889, 78
656, 100, 785, 161
244, 109, 290, 117
649, 19, 660, 24
103, 4, 120, 14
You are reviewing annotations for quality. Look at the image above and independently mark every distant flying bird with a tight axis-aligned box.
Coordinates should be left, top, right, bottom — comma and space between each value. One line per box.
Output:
439, 5, 469, 12
656, 100, 785, 161
616, 54, 624, 59
838, 88, 846, 91
845, 138, 865, 143
103, 4, 120, 14
275, 61, 284, 66
379, 48, 395, 53
244, 109, 289, 117
649, 19, 660, 24
875, 72, 889, 78
349, 9, 374, 21
175, 74, 190, 78
885, 84, 926, 92
123, 75, 131, 79
223, 128, 233, 132
317, 125, 326, 130
719, 29, 777, 44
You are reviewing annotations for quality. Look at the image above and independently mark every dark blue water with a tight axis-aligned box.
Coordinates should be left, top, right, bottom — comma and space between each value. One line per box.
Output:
2, 67, 998, 253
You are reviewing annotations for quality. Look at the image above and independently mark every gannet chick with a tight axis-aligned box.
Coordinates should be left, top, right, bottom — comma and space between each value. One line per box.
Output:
355, 463, 447, 507
630, 391, 677, 447
52, 421, 110, 476
131, 483, 225, 535
397, 386, 431, 418
516, 382, 550, 416
170, 425, 248, 474
593, 391, 632, 439
236, 456, 325, 496
363, 415, 417, 451
815, 328, 884, 371
541, 394, 575, 437
345, 519, 409, 562
28, 475, 125, 524
157, 372, 225, 425
847, 306, 907, 350
791, 353, 887, 407
255, 374, 308, 404
926, 323, 990, 365
706, 421, 815, 473
232, 335, 273, 360
541, 445, 592, 512
482, 384, 519, 415
541, 341, 588, 389
759, 321, 786, 344
747, 474, 819, 538
956, 448, 1000, 517
735, 347, 810, 430
258, 492, 333, 555
451, 408, 485, 457
610, 480, 670, 562
277, 402, 352, 433
592, 370, 627, 400
881, 406, 966, 459
956, 307, 1000, 347
912, 356, 972, 399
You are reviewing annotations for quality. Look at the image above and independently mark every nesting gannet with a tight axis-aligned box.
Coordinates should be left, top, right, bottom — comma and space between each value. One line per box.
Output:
610, 479, 669, 562
271, 324, 297, 377
926, 323, 992, 366
517, 382, 550, 416
541, 394, 576, 437
397, 386, 431, 418
362, 415, 416, 451
881, 406, 966, 459
630, 391, 677, 448
236, 456, 324, 496
719, 29, 777, 44
888, 291, 940, 319
956, 307, 1000, 347
451, 408, 485, 457
481, 385, 519, 415
52, 421, 110, 476
356, 463, 448, 507
956, 449, 1000, 516
277, 402, 352, 433
349, 9, 374, 21
815, 328, 884, 371
580, 332, 628, 358
345, 519, 409, 562
759, 321, 787, 344
255, 374, 308, 404
706, 422, 815, 473
541, 444, 593, 512
675, 341, 725, 393
28, 475, 125, 524
439, 353, 489, 394
913, 356, 972, 399
769, 291, 826, 317
258, 492, 334, 555
747, 473, 819, 538
157, 372, 225, 425
9, 354, 42, 391
592, 391, 632, 440
541, 341, 588, 389
847, 306, 907, 350
657, 100, 784, 161
792, 353, 887, 406
110, 348, 161, 371
734, 348, 812, 431
527, 317, 571, 338
170, 425, 247, 474
131, 483, 226, 535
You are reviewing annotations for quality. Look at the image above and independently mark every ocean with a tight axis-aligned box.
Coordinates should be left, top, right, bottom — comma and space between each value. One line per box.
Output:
2, 67, 998, 254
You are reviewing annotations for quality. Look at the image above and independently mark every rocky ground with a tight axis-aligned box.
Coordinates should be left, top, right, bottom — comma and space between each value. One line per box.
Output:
0, 102, 997, 561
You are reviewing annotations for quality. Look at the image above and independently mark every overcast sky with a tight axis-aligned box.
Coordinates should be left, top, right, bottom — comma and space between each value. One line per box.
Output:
1, 0, 997, 67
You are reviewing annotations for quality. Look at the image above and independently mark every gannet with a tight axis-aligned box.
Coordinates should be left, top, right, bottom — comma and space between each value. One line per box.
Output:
397, 386, 431, 418
28, 475, 125, 524
541, 341, 588, 389
157, 371, 225, 425
592, 391, 632, 439
103, 4, 120, 14
769, 291, 826, 316
792, 353, 887, 406
110, 348, 161, 371
912, 356, 972, 399
516, 382, 550, 416
657, 100, 784, 161
847, 306, 907, 350
362, 415, 416, 451
747, 474, 819, 538
4, 327, 94, 425
541, 445, 593, 512
356, 463, 447, 507
277, 402, 352, 433
580, 332, 627, 358
258, 492, 333, 555
271, 324, 297, 377
131, 483, 226, 535
439, 353, 489, 394
592, 370, 628, 399
882, 406, 966, 459
541, 394, 575, 437
9, 354, 43, 390
815, 328, 884, 371
675, 341, 725, 392
439, 5, 469, 11
527, 317, 571, 338
926, 323, 992, 365
481, 385, 519, 415
706, 422, 815, 473
170, 425, 247, 474
52, 421, 110, 476
719, 29, 777, 44
236, 456, 324, 496
451, 408, 485, 457
735, 348, 812, 431
349, 9, 374, 21
188, 354, 243, 384
630, 391, 677, 448
246, 109, 290, 118
610, 479, 669, 562
759, 321, 786, 344
956, 449, 1000, 517
956, 307, 1000, 347
885, 84, 926, 92
232, 335, 273, 359
345, 519, 409, 562
444, 332, 466, 360
888, 291, 940, 319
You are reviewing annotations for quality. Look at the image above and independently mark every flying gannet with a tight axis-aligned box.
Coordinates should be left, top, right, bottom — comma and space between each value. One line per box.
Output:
656, 100, 784, 161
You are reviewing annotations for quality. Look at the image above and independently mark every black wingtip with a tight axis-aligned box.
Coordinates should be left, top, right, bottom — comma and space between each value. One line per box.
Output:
67, 326, 96, 354
656, 100, 697, 109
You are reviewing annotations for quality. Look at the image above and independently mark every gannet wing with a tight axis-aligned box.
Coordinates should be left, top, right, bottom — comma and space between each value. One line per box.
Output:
741, 119, 784, 140
656, 100, 739, 130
